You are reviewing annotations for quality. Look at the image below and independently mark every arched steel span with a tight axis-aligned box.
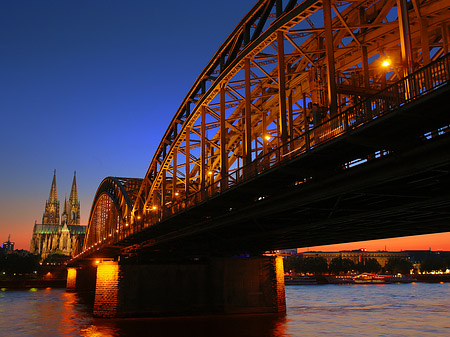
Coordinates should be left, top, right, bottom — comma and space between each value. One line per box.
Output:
131, 0, 450, 224
83, 177, 142, 251
79, 0, 450, 258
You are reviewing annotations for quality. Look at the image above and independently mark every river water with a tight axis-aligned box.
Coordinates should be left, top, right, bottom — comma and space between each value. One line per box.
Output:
1, 283, 449, 336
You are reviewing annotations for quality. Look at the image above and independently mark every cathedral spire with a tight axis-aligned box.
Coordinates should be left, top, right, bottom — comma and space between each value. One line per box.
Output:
42, 170, 60, 225
49, 169, 58, 203
68, 171, 80, 225
69, 171, 78, 203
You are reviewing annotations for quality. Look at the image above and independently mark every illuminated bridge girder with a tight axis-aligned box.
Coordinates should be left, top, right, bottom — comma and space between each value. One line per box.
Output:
75, 0, 450, 262
83, 177, 142, 251
132, 0, 450, 226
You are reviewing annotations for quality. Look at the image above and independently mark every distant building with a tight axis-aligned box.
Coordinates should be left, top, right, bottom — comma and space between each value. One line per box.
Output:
30, 170, 86, 259
276, 249, 298, 255
2, 235, 15, 253
301, 249, 408, 267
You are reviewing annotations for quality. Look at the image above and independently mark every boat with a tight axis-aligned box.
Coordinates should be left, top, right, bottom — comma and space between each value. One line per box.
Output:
325, 275, 355, 284
353, 273, 390, 284
384, 274, 414, 283
284, 275, 318, 285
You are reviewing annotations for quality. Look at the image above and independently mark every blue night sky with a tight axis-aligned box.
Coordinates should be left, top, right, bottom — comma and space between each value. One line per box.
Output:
0, 0, 256, 249
1, 0, 449, 251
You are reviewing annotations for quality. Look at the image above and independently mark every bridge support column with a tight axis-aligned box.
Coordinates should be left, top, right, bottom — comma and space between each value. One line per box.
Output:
93, 261, 121, 317
92, 256, 285, 318
66, 266, 96, 292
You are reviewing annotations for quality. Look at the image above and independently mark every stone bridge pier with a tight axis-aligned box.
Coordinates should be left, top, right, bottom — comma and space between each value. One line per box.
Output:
67, 256, 285, 318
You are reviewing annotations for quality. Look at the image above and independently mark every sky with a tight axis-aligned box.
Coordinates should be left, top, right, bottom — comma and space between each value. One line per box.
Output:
1, 0, 449, 251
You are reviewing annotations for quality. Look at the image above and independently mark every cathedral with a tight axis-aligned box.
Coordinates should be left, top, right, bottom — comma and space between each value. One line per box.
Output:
30, 170, 86, 259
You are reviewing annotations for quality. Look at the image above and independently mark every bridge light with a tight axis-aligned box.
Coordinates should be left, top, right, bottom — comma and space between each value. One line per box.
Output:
381, 58, 391, 67
137, 215, 141, 220
125, 223, 129, 227
208, 171, 213, 175
265, 135, 272, 141
152, 205, 157, 210
175, 192, 179, 196
109, 233, 112, 237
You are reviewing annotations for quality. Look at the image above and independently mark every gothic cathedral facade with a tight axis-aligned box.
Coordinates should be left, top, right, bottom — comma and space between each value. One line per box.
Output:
30, 171, 86, 259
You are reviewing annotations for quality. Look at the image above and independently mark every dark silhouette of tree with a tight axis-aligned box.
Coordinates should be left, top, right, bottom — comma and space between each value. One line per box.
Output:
356, 258, 382, 273
303, 257, 328, 274
420, 256, 445, 272
0, 252, 40, 278
284, 255, 302, 273
329, 258, 356, 274
384, 258, 413, 274
444, 255, 450, 270
284, 256, 328, 274
42, 253, 71, 266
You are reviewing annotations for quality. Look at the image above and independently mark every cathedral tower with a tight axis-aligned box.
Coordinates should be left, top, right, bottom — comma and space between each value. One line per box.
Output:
31, 170, 86, 258
62, 171, 80, 225
42, 170, 60, 225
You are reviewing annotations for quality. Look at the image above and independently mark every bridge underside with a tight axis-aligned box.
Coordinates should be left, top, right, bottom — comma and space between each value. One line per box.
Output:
116, 83, 449, 258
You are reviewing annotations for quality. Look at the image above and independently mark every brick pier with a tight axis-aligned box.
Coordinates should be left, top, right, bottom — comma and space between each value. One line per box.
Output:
69, 256, 286, 318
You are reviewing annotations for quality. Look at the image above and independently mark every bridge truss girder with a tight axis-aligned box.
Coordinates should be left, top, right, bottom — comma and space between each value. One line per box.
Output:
78, 0, 450, 260
83, 177, 142, 252
132, 0, 450, 229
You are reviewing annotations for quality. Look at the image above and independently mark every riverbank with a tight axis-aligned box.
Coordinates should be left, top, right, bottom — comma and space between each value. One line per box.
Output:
413, 274, 450, 283
286, 274, 450, 285
0, 279, 66, 289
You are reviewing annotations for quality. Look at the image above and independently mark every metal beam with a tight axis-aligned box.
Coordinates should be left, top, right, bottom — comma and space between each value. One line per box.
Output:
244, 58, 252, 166
277, 31, 288, 151
220, 85, 228, 191
323, 0, 338, 115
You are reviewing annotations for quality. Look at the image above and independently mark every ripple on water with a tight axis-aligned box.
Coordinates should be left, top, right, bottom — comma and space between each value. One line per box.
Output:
1, 283, 450, 337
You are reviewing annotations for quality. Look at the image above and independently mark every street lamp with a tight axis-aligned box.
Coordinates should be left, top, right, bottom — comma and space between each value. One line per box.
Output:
381, 58, 391, 68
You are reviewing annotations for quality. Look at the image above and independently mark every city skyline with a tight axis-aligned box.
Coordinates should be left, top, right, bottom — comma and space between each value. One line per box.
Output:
1, 0, 449, 251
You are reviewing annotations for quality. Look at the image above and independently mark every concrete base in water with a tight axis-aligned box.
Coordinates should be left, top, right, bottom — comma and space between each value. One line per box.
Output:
90, 256, 285, 318
66, 266, 96, 292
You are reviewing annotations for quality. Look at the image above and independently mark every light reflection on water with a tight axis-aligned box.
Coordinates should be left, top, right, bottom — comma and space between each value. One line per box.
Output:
0, 283, 449, 336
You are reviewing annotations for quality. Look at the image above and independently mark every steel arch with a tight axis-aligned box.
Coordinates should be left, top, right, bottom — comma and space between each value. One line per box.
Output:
131, 0, 450, 229
83, 177, 142, 250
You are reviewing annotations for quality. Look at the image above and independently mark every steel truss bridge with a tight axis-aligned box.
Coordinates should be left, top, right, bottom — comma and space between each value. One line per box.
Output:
73, 0, 450, 262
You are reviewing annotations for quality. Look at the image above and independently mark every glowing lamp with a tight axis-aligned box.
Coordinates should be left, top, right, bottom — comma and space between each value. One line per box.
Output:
381, 58, 391, 67
265, 135, 271, 141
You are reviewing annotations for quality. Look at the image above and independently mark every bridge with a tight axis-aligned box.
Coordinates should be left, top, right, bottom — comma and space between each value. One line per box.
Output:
67, 0, 450, 318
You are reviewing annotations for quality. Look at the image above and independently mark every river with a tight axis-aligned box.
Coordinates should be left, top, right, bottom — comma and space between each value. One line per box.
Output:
0, 283, 449, 336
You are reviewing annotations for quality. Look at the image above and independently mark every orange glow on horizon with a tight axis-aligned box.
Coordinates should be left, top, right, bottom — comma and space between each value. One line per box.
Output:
297, 232, 450, 252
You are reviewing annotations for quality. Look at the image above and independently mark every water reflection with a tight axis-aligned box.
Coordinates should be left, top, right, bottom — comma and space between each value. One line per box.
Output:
66, 290, 287, 337
81, 314, 288, 337
2, 284, 450, 336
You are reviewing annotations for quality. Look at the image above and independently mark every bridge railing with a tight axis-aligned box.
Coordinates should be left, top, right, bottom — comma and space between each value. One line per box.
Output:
129, 54, 450, 238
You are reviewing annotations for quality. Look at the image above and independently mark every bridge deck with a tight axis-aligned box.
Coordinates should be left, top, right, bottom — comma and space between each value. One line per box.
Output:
120, 81, 450, 255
